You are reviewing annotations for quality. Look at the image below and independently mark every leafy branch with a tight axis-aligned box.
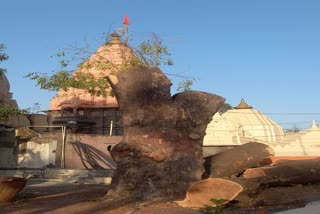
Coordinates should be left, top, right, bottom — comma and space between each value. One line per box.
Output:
0, 43, 9, 75
176, 79, 195, 92
135, 33, 173, 67
0, 105, 28, 121
199, 198, 228, 214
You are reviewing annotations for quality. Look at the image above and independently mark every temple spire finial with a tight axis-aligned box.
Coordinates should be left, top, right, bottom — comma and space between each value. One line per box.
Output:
109, 33, 122, 44
234, 98, 253, 109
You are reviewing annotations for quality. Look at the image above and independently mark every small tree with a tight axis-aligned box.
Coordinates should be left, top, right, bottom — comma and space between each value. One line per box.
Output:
0, 43, 9, 76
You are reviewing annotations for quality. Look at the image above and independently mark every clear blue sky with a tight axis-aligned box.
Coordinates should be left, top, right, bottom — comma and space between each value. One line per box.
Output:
1, 0, 320, 130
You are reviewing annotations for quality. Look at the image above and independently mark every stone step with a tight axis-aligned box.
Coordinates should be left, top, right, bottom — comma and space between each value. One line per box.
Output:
45, 169, 88, 176
0, 169, 114, 181
45, 169, 113, 175
78, 177, 112, 184
88, 169, 114, 177
0, 169, 44, 179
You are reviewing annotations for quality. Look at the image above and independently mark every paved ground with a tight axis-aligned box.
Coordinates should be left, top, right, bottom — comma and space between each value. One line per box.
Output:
275, 201, 320, 214
1, 180, 320, 213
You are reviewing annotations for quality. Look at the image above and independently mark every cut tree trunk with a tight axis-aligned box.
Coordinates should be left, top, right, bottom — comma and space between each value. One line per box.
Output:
227, 159, 320, 207
242, 158, 320, 186
203, 142, 274, 178
105, 66, 225, 201
178, 178, 243, 208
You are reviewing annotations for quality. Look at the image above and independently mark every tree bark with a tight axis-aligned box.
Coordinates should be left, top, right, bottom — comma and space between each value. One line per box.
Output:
243, 158, 320, 186
203, 142, 274, 178
228, 159, 320, 207
105, 66, 225, 201
0, 177, 27, 203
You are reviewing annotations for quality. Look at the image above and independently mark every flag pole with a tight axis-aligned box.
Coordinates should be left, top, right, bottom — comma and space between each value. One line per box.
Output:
123, 15, 130, 44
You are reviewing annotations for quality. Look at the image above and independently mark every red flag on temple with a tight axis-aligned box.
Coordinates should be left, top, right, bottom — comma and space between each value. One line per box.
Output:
123, 15, 130, 26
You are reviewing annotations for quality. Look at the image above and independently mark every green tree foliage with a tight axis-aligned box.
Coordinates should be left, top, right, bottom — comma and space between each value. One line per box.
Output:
135, 33, 173, 67
176, 79, 194, 92
25, 69, 110, 97
199, 198, 227, 214
0, 43, 9, 75
25, 33, 175, 97
25, 48, 111, 97
0, 105, 28, 121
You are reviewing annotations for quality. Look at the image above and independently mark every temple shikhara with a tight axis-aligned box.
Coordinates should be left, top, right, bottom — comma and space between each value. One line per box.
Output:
47, 33, 137, 135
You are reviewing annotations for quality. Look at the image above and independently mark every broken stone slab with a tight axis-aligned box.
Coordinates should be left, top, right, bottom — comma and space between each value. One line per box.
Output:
15, 127, 38, 139
78, 177, 112, 184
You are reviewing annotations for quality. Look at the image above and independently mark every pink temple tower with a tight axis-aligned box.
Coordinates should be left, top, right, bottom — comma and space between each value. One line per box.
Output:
48, 33, 137, 135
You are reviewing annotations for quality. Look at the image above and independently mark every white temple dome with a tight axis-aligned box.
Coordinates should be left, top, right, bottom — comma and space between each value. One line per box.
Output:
204, 98, 284, 146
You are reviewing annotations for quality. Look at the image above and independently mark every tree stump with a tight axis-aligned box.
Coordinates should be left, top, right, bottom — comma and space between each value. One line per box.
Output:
105, 66, 225, 201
